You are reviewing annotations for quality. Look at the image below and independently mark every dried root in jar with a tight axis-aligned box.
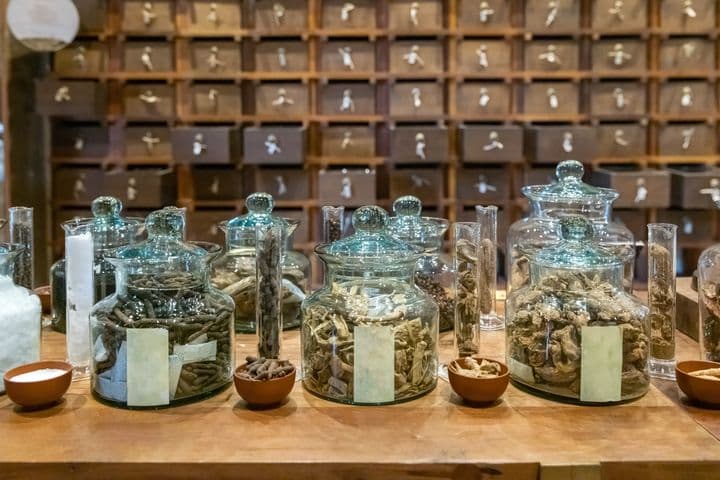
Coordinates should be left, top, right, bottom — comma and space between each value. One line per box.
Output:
455, 239, 479, 357
701, 281, 720, 362
648, 244, 675, 360
415, 271, 454, 331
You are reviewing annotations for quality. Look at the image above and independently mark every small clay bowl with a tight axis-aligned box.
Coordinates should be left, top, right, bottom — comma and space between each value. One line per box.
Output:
676, 360, 720, 407
33, 286, 51, 314
234, 363, 296, 407
448, 357, 509, 404
3, 361, 72, 409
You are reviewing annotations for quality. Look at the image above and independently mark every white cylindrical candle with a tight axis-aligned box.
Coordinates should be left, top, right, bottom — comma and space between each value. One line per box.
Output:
65, 230, 94, 376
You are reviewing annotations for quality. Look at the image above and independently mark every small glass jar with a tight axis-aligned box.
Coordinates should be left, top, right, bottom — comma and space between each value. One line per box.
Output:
89, 208, 234, 408
302, 206, 439, 405
506, 215, 650, 404
386, 196, 454, 332
211, 193, 306, 333
699, 242, 720, 362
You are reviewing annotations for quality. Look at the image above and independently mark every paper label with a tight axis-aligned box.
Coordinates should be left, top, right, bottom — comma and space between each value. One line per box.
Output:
508, 357, 535, 384
353, 325, 395, 404
127, 329, 170, 407
581, 325, 622, 403
174, 341, 217, 364
168, 355, 183, 400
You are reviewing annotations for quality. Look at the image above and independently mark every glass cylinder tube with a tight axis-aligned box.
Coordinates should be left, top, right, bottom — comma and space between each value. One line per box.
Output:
648, 223, 678, 379
9, 207, 33, 289
322, 206, 345, 243
50, 259, 66, 333
454, 222, 480, 358
475, 205, 503, 331
256, 224, 284, 359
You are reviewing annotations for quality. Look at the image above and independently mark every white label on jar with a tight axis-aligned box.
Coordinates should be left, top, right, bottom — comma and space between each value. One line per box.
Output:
508, 357, 535, 384
581, 325, 622, 403
174, 340, 217, 364
127, 328, 170, 407
353, 325, 394, 404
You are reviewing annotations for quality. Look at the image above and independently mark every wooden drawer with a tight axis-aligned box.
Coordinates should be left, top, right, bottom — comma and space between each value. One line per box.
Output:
524, 126, 596, 164
123, 42, 174, 72
612, 209, 646, 242
317, 169, 377, 206
388, 0, 443, 30
53, 42, 106, 74
660, 38, 715, 71
390, 126, 448, 164
188, 83, 242, 116
456, 168, 509, 203
277, 209, 310, 243
389, 169, 443, 204
104, 169, 177, 209
186, 210, 228, 244
593, 0, 647, 30
35, 80, 106, 118
659, 81, 716, 115
243, 126, 305, 165
460, 125, 523, 163
189, 41, 242, 74
320, 41, 376, 73
590, 82, 646, 116
658, 124, 716, 156
255, 41, 308, 72
255, 83, 309, 116
456, 82, 511, 116
657, 210, 715, 241
255, 168, 310, 201
321, 126, 375, 157
53, 168, 104, 203
183, 0, 243, 33
73, 0, 106, 33
458, 0, 510, 28
524, 41, 579, 71
319, 83, 375, 115
525, 0, 580, 32
122, 0, 175, 33
457, 40, 511, 74
596, 124, 647, 158
171, 127, 241, 165
322, 0, 376, 29
390, 41, 444, 74
592, 39, 646, 72
255, 0, 307, 32
123, 83, 175, 120
669, 166, 720, 209
661, 0, 715, 32
124, 126, 173, 159
522, 82, 578, 115
390, 82, 444, 117
192, 168, 244, 200
52, 125, 110, 159
592, 166, 671, 208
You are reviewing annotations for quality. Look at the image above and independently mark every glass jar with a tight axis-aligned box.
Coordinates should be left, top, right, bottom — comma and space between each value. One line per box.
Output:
211, 193, 306, 333
507, 160, 635, 295
386, 195, 454, 332
699, 242, 720, 362
302, 206, 439, 405
89, 208, 234, 408
0, 243, 42, 393
506, 216, 650, 404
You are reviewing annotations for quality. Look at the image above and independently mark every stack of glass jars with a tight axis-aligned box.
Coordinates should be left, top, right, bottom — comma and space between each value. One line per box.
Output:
506, 215, 650, 404
507, 160, 635, 295
386, 195, 454, 332
302, 206, 439, 405
89, 208, 234, 408
211, 193, 309, 333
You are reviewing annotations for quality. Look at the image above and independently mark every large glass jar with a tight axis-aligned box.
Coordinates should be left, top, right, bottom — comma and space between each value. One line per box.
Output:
386, 195, 454, 332
506, 216, 650, 404
699, 242, 720, 362
89, 208, 234, 408
507, 160, 635, 295
302, 206, 439, 405
211, 193, 306, 333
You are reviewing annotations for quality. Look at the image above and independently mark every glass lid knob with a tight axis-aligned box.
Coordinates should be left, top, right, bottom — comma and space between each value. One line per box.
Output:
91, 196, 122, 218
245, 192, 274, 214
560, 215, 593, 241
352, 205, 387, 233
556, 160, 585, 183
393, 195, 422, 217
146, 208, 184, 238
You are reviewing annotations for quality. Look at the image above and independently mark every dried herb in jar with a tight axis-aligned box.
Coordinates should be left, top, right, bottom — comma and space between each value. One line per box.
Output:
455, 237, 479, 357
648, 244, 675, 361
701, 281, 720, 362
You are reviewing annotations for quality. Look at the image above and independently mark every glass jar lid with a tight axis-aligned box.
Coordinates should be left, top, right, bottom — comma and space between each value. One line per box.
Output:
386, 195, 448, 251
522, 160, 619, 205
226, 193, 290, 230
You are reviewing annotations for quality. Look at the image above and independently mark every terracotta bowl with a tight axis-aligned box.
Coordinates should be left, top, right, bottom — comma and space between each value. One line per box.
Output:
234, 363, 296, 407
448, 357, 509, 404
3, 361, 73, 409
33, 286, 51, 314
676, 360, 720, 407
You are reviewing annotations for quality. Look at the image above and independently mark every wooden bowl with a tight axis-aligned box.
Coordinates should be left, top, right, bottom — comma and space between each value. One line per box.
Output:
3, 361, 72, 409
33, 285, 51, 314
676, 360, 720, 407
234, 363, 296, 407
448, 357, 509, 404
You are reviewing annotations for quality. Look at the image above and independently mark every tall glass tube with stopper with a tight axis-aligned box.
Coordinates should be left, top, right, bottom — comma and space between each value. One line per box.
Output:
648, 223, 678, 379
475, 205, 503, 330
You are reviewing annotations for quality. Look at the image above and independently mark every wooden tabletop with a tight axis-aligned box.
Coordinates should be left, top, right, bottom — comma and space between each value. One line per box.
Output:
2, 302, 720, 479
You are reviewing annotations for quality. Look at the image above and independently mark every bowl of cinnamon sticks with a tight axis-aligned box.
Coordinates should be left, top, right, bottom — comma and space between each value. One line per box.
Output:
234, 356, 295, 407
